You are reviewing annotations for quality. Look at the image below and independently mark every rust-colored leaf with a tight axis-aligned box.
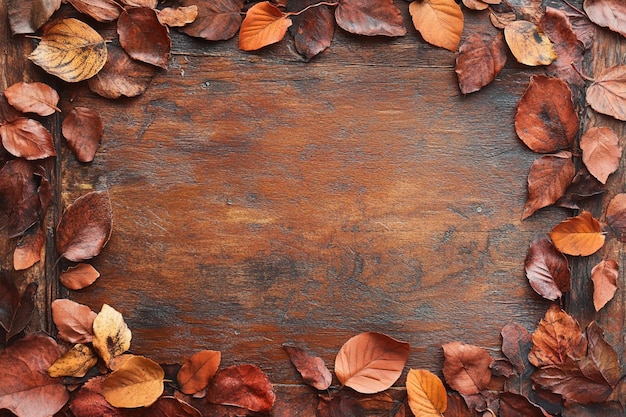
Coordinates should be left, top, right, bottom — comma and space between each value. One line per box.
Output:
52, 298, 97, 344
455, 32, 507, 94
336, 0, 406, 37
442, 342, 493, 395
144, 397, 202, 417
515, 75, 578, 153
4, 81, 60, 116
206, 364, 276, 413
463, 0, 489, 11
540, 7, 585, 87
157, 6, 198, 27
60, 263, 101, 290
549, 211, 605, 257
0, 333, 69, 417
177, 350, 221, 394
62, 107, 104, 163
335, 332, 410, 394
29, 18, 107, 82
504, 20, 557, 66
522, 151, 575, 219
67, 0, 121, 22
47, 343, 98, 378
591, 259, 618, 311
501, 322, 532, 375
586, 65, 626, 121
180, 0, 244, 41
409, 0, 463, 51
70, 376, 125, 417
239, 1, 292, 51
564, 4, 596, 49
580, 126, 623, 184
56, 190, 113, 262
288, 0, 335, 60
7, 0, 61, 34
118, 7, 172, 69
606, 193, 626, 242
528, 304, 584, 367
13, 225, 45, 270
0, 117, 56, 160
557, 167, 606, 210
499, 392, 548, 417
525, 237, 571, 301
102, 355, 164, 408
583, 0, 626, 38
0, 273, 37, 343
283, 344, 332, 390
582, 321, 621, 387
92, 303, 132, 366
490, 10, 516, 29
406, 369, 447, 416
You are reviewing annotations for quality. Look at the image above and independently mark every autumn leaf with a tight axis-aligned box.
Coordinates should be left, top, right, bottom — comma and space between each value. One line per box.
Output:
515, 75, 578, 153
157, 6, 198, 27
62, 107, 104, 163
3, 81, 60, 116
335, 332, 410, 394
92, 303, 132, 366
525, 237, 571, 301
67, 0, 122, 22
144, 397, 203, 417
586, 65, 626, 121
501, 322, 532, 375
528, 304, 584, 368
606, 193, 626, 242
455, 32, 507, 94
56, 190, 113, 262
335, 0, 406, 37
13, 225, 45, 270
463, 0, 489, 12
557, 167, 605, 210
239, 1, 292, 51
540, 7, 585, 87
48, 343, 98, 378
118, 7, 172, 69
499, 392, 548, 417
564, 3, 596, 49
504, 20, 557, 66
549, 211, 605, 257
122, 0, 158, 7
206, 364, 276, 413
442, 342, 493, 395
283, 344, 332, 390
180, 0, 244, 41
522, 151, 575, 219
0, 272, 37, 343
580, 126, 623, 184
102, 355, 164, 408
177, 349, 221, 394
591, 259, 618, 311
583, 0, 626, 38
409, 0, 463, 51
29, 18, 107, 82
0, 117, 56, 160
52, 299, 97, 343
288, 0, 335, 60
7, 0, 61, 34
581, 321, 621, 388
406, 369, 447, 416
60, 263, 101, 290
490, 9, 516, 29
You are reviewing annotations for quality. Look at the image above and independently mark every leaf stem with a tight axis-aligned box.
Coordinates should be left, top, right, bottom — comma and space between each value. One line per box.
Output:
284, 1, 339, 17
570, 63, 596, 83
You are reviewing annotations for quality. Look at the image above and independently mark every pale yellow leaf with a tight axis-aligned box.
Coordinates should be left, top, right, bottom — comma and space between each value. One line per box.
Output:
47, 344, 98, 378
102, 355, 164, 408
406, 369, 447, 416
92, 304, 132, 366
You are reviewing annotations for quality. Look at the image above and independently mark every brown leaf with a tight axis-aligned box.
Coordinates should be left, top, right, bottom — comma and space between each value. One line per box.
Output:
490, 10, 516, 29
67, 0, 122, 22
62, 107, 104, 163
52, 298, 97, 343
586, 65, 626, 121
143, 397, 202, 417
335, 332, 410, 394
121, 0, 158, 7
406, 369, 447, 416
0, 117, 56, 160
556, 167, 606, 210
29, 18, 107, 82
7, 0, 62, 34
60, 263, 101, 290
47, 343, 98, 378
581, 321, 621, 387
287, 0, 335, 60
591, 259, 618, 311
3, 81, 60, 116
92, 303, 132, 366
580, 126, 623, 184
499, 392, 547, 417
283, 344, 332, 390
206, 364, 276, 413
515, 75, 578, 153
455, 32, 507, 94
442, 342, 493, 395
177, 350, 221, 394
549, 211, 605, 257
522, 151, 575, 219
56, 190, 113, 262
102, 355, 164, 408
443, 393, 475, 417
0, 272, 35, 341
336, 0, 406, 37
13, 225, 45, 270
463, 0, 489, 11
501, 322, 532, 374
525, 237, 571, 301
540, 7, 585, 87
504, 20, 557, 66
118, 7, 172, 69
531, 363, 613, 404
5, 282, 37, 342
564, 4, 596, 49
0, 333, 69, 417
180, 0, 244, 41
239, 1, 292, 51
606, 193, 626, 242
583, 0, 626, 38
157, 6, 199, 27
528, 304, 584, 368
70, 378, 126, 417
563, 401, 625, 417
409, 0, 463, 51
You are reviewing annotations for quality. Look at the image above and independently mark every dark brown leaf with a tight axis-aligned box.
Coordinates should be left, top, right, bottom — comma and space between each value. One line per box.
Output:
580, 126, 623, 184
563, 401, 624, 417
501, 322, 532, 375
499, 392, 547, 417
522, 151, 575, 219
335, 0, 406, 37
591, 259, 619, 311
3, 81, 60, 116
283, 344, 332, 390
206, 364, 276, 414
6, 282, 37, 342
540, 7, 585, 87
180, 0, 244, 41
142, 397, 202, 417
556, 167, 605, 209
606, 193, 626, 242
443, 393, 476, 417
0, 272, 19, 335
13, 224, 45, 270
524, 237, 571, 300
67, 0, 121, 22
288, 0, 335, 60
581, 321, 621, 388
62, 107, 104, 163
583, 0, 626, 38
52, 298, 97, 343
60, 263, 101, 290
455, 32, 507, 94
442, 342, 493, 395
586, 65, 626, 121
0, 117, 56, 160
7, 0, 62, 34
118, 7, 172, 69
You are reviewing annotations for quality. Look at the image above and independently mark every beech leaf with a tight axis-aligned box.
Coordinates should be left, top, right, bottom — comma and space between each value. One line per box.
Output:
591, 259, 618, 311
455, 32, 507, 94
288, 0, 335, 60
557, 167, 606, 210
501, 322, 532, 374
52, 298, 97, 344
504, 20, 557, 66
0, 117, 56, 160
102, 355, 164, 408
409, 0, 463, 51
283, 344, 332, 390
549, 211, 605, 257
525, 237, 571, 301
442, 342, 493, 395
586, 65, 626, 121
62, 107, 104, 163
13, 226, 45, 270
583, 0, 626, 38
334, 331, 410, 394
60, 263, 101, 290
580, 126, 623, 184
583, 321, 621, 388
47, 343, 98, 378
157, 6, 199, 27
335, 0, 406, 37
67, 0, 121, 22
522, 151, 575, 219
29, 18, 107, 82
463, 0, 489, 11
7, 0, 61, 34
92, 303, 132, 366
606, 193, 626, 242
499, 392, 548, 417
145, 397, 202, 417
177, 349, 221, 394
540, 7, 585, 86
239, 2, 292, 51
118, 7, 172, 69
406, 369, 447, 416
3, 81, 60, 116
528, 304, 584, 368
180, 0, 244, 41
206, 364, 276, 413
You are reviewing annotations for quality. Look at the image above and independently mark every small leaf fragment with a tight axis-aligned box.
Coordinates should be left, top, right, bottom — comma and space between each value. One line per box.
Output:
606, 193, 626, 242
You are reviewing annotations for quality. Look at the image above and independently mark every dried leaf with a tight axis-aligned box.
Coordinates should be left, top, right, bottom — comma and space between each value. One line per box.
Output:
51, 299, 97, 344
335, 332, 410, 394
580, 126, 623, 184
499, 392, 547, 417
47, 343, 98, 378
540, 7, 585, 87
0, 117, 56, 160
60, 263, 101, 290
177, 350, 221, 395
118, 7, 172, 69
62, 107, 104, 163
157, 6, 198, 27
180, 0, 244, 41
586, 65, 626, 121
29, 18, 107, 82
583, 0, 626, 38
335, 0, 406, 37
406, 369, 447, 416
206, 364, 276, 413
56, 190, 113, 262
463, 0, 489, 11
283, 344, 332, 390
67, 0, 121, 22
409, 0, 463, 51
3, 81, 60, 116
525, 237, 571, 301
556, 167, 606, 210
455, 32, 507, 94
549, 211, 605, 257
0, 272, 34, 340
13, 225, 45, 270
442, 342, 493, 395
563, 401, 625, 417
6, 282, 37, 342
501, 322, 532, 374
490, 10, 516, 29
591, 259, 618, 311
70, 377, 126, 417
582, 321, 621, 387
144, 397, 202, 417
515, 75, 578, 153
443, 392, 475, 417
288, 0, 335, 60
504, 20, 557, 66
528, 304, 584, 368
606, 193, 626, 242
522, 151, 575, 219
102, 355, 164, 408
92, 303, 132, 366
564, 5, 596, 49
7, 0, 62, 34
121, 0, 157, 7
239, 1, 292, 51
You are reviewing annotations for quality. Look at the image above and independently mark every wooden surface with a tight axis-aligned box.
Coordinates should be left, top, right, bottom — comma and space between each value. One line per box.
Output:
2, 0, 624, 395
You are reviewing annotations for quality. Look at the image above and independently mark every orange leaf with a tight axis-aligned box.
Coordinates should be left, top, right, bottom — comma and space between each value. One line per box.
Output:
580, 126, 623, 184
13, 226, 45, 271
102, 355, 164, 408
177, 350, 221, 395
406, 369, 447, 416
528, 304, 584, 368
549, 211, 605, 256
591, 259, 618, 312
504, 20, 557, 66
60, 263, 101, 290
239, 2, 292, 51
442, 342, 493, 395
409, 0, 464, 52
334, 332, 410, 394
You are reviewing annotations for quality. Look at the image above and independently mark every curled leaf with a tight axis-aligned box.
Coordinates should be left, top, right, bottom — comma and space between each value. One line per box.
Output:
406, 369, 447, 416
102, 355, 164, 408
504, 20, 557, 66
239, 1, 292, 51
409, 0, 463, 51
549, 211, 605, 256
283, 344, 332, 390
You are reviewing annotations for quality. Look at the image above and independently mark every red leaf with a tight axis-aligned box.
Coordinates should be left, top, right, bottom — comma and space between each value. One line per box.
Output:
283, 344, 332, 390
52, 298, 97, 343
549, 211, 605, 257
67, 0, 122, 22
591, 259, 618, 311
583, 0, 626, 38
180, 0, 244, 41
606, 193, 626, 242
522, 151, 575, 219
177, 350, 221, 394
525, 237, 571, 301
3, 81, 60, 116
335, 0, 406, 37
580, 126, 623, 184
206, 364, 276, 414
586, 65, 626, 121
62, 107, 104, 163
499, 392, 547, 417
13, 225, 45, 270
0, 117, 56, 160
60, 263, 101, 290
455, 32, 507, 94
239, 1, 292, 51
144, 397, 202, 417
118, 7, 172, 69
442, 342, 493, 395
288, 0, 335, 60
540, 7, 585, 87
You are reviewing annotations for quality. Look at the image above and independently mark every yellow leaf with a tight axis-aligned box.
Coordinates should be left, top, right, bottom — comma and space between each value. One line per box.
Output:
239, 1, 292, 51
47, 344, 98, 378
504, 20, 557, 66
92, 304, 132, 366
409, 0, 464, 52
29, 18, 107, 82
102, 355, 164, 408
406, 369, 447, 416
